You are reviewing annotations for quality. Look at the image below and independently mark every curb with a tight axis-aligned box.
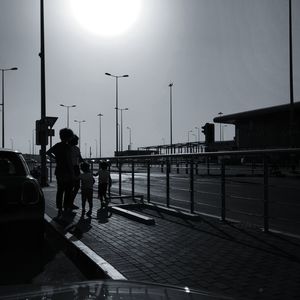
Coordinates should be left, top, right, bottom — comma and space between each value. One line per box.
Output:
44, 214, 127, 281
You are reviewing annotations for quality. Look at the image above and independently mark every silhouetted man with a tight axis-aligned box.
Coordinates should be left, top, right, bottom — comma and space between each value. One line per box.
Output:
46, 128, 74, 213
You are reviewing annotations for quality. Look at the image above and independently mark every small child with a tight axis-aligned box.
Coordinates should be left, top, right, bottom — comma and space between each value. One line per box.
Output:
95, 161, 112, 207
79, 162, 95, 217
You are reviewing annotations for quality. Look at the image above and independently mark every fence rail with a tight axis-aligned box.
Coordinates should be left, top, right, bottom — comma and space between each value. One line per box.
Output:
48, 148, 300, 235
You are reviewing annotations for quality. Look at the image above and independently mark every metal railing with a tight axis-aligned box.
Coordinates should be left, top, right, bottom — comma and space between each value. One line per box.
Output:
89, 148, 300, 235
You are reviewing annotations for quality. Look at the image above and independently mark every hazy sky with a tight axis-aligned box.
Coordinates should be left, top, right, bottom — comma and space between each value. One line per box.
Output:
0, 0, 299, 157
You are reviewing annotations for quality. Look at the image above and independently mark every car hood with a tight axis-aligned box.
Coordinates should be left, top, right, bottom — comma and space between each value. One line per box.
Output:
0, 280, 234, 299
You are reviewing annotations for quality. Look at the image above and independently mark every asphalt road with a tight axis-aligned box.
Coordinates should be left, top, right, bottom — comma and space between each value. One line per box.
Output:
106, 166, 300, 236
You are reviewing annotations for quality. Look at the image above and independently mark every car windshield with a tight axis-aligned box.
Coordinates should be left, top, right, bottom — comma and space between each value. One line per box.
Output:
0, 152, 27, 176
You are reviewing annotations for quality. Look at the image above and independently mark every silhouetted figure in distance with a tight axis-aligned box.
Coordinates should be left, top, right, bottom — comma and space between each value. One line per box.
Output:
95, 160, 112, 207
79, 162, 95, 217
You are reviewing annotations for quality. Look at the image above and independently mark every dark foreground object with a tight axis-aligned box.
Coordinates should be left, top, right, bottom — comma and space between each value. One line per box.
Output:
0, 230, 86, 286
0, 280, 233, 299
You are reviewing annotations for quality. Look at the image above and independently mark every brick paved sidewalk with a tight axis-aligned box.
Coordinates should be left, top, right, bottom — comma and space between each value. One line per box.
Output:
43, 185, 300, 300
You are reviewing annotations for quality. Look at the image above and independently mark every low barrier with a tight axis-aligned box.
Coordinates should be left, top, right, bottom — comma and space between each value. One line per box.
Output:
88, 148, 300, 235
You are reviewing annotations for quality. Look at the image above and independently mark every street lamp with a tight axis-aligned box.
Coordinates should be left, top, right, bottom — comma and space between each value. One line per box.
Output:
105, 72, 129, 154
97, 113, 103, 158
168, 83, 173, 153
74, 119, 86, 151
60, 104, 76, 128
218, 112, 223, 141
10, 138, 14, 150
118, 107, 128, 151
188, 130, 193, 142
195, 127, 200, 142
1, 67, 18, 148
95, 139, 98, 158
32, 129, 35, 155
222, 125, 227, 141
126, 126, 132, 150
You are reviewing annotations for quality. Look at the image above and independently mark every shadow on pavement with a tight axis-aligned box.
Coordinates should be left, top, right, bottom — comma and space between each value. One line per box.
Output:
0, 234, 58, 285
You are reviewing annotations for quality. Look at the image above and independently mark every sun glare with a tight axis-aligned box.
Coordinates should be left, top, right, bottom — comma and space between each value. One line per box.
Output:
70, 0, 141, 37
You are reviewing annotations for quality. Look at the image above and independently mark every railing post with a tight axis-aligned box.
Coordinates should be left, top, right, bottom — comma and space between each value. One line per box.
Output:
147, 161, 150, 203
190, 159, 194, 214
166, 159, 170, 207
263, 156, 269, 232
195, 162, 199, 175
108, 163, 111, 198
161, 162, 164, 173
118, 161, 122, 196
176, 163, 179, 174
132, 161, 135, 201
221, 159, 226, 221
186, 163, 188, 174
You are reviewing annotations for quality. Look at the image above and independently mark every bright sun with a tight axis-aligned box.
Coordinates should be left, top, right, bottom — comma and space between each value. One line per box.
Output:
70, 0, 141, 37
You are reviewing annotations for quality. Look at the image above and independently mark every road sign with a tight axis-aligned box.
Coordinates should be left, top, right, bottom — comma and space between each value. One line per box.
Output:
44, 116, 58, 128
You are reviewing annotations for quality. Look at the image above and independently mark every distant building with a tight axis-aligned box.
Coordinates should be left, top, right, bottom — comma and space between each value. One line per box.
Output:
213, 102, 300, 149
115, 149, 159, 156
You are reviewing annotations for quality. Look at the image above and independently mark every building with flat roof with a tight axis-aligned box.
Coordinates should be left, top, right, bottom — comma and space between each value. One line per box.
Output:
213, 102, 300, 149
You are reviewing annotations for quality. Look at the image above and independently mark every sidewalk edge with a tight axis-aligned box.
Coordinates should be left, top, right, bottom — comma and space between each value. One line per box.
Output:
44, 214, 127, 281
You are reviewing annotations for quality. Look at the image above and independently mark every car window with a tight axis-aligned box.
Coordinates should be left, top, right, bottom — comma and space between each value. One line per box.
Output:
0, 153, 26, 176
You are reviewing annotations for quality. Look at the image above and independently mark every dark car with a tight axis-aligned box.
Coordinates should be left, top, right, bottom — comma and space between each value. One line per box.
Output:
0, 148, 45, 250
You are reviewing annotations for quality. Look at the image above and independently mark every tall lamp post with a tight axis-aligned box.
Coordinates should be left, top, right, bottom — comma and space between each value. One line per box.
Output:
118, 107, 128, 151
105, 72, 129, 155
195, 126, 200, 142
1, 67, 18, 148
32, 129, 35, 155
168, 83, 173, 153
97, 113, 103, 158
60, 104, 76, 128
74, 119, 86, 151
188, 130, 193, 142
222, 125, 227, 141
95, 139, 98, 158
218, 112, 223, 141
289, 0, 294, 146
126, 126, 132, 150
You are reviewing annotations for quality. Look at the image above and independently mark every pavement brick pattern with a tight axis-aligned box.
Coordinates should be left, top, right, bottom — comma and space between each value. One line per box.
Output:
44, 186, 300, 300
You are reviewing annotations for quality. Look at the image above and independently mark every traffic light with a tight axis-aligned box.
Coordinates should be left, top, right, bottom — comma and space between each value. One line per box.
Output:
201, 123, 215, 145
36, 119, 48, 145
